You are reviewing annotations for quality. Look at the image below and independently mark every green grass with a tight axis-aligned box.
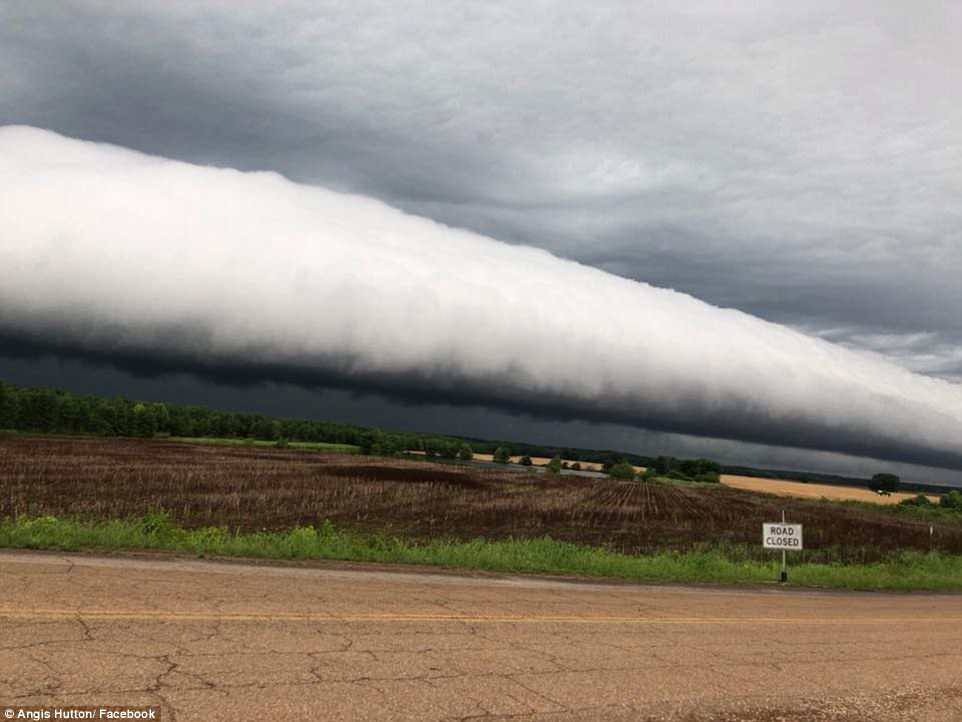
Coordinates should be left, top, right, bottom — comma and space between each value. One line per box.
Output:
645, 474, 723, 488
2, 430, 361, 454
816, 496, 962, 524
169, 436, 360, 454
3, 514, 962, 591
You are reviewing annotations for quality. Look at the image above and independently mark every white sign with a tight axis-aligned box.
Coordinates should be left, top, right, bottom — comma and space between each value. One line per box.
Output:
763, 523, 803, 550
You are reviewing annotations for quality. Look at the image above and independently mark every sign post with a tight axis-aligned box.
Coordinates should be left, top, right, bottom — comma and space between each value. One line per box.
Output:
762, 511, 803, 583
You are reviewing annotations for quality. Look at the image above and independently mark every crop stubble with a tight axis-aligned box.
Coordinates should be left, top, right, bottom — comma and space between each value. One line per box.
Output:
2, 435, 959, 563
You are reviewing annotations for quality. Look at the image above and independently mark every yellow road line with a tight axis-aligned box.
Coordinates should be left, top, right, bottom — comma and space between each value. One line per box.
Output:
1, 608, 960, 625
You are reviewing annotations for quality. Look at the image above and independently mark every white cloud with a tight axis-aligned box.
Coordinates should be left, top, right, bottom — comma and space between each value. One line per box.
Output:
2, 126, 962, 469
3, 2, 961, 376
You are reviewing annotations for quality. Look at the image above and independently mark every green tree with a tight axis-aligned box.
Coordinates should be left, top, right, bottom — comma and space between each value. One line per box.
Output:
608, 462, 636, 480
270, 420, 284, 441
519, 455, 533, 466
130, 403, 157, 438
0, 382, 19, 428
437, 440, 458, 459
424, 438, 457, 458
871, 473, 901, 493
167, 406, 194, 437
152, 403, 171, 435
17, 387, 60, 431
940, 491, 962, 511
457, 443, 474, 461
547, 455, 562, 474
678, 458, 721, 478
357, 429, 383, 455
493, 446, 511, 464
251, 415, 273, 440
899, 494, 933, 508
652, 456, 674, 475
381, 435, 403, 456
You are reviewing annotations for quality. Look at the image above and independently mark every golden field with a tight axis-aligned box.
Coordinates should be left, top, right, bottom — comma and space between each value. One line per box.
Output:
720, 474, 939, 505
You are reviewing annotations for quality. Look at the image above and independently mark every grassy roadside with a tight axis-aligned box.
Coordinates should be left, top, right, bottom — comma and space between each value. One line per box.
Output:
3, 514, 961, 591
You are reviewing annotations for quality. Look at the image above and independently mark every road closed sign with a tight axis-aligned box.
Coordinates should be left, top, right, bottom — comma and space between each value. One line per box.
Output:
763, 523, 803, 550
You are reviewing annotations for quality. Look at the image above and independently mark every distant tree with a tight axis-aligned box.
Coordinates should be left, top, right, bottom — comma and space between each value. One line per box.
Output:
381, 435, 403, 456
152, 403, 171, 435
0, 381, 19, 429
677, 458, 721, 483
442, 440, 457, 458
16, 387, 60, 431
357, 430, 373, 454
251, 415, 273, 440
547, 455, 562, 474
457, 443, 474, 461
678, 458, 720, 477
130, 403, 156, 438
940, 491, 962, 511
423, 437, 456, 458
519, 455, 533, 466
211, 412, 236, 438
270, 420, 284, 441
899, 494, 934, 508
274, 436, 289, 449
493, 447, 511, 464
871, 473, 901, 493
570, 462, 582, 471
608, 462, 636, 480
652, 456, 675, 475
358, 429, 385, 455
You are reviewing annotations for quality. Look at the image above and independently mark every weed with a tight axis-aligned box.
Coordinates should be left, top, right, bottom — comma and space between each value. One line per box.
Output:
3, 515, 962, 590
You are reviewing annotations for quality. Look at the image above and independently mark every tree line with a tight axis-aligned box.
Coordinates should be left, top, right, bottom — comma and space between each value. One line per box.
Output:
0, 380, 660, 463
0, 380, 393, 450
8, 380, 922, 492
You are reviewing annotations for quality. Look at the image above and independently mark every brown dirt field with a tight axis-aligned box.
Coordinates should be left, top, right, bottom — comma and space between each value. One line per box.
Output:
722, 474, 940, 505
2, 435, 960, 563
408, 453, 921, 505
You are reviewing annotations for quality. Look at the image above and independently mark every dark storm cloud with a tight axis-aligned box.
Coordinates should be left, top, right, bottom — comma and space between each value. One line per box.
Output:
3, 352, 961, 487
3, 2, 960, 377
7, 325, 962, 471
1, 2, 961, 476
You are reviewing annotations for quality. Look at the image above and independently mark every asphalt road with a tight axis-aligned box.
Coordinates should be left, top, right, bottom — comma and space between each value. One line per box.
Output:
2, 551, 961, 721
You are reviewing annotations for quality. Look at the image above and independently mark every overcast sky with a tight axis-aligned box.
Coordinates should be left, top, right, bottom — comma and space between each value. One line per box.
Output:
2, 2, 961, 482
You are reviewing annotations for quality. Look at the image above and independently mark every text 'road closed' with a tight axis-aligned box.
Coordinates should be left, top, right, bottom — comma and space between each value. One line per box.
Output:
763, 523, 803, 550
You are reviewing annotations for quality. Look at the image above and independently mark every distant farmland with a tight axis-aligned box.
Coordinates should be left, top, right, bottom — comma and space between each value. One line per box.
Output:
2, 435, 960, 564
451, 452, 935, 506
468, 451, 604, 471
720, 474, 941, 505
